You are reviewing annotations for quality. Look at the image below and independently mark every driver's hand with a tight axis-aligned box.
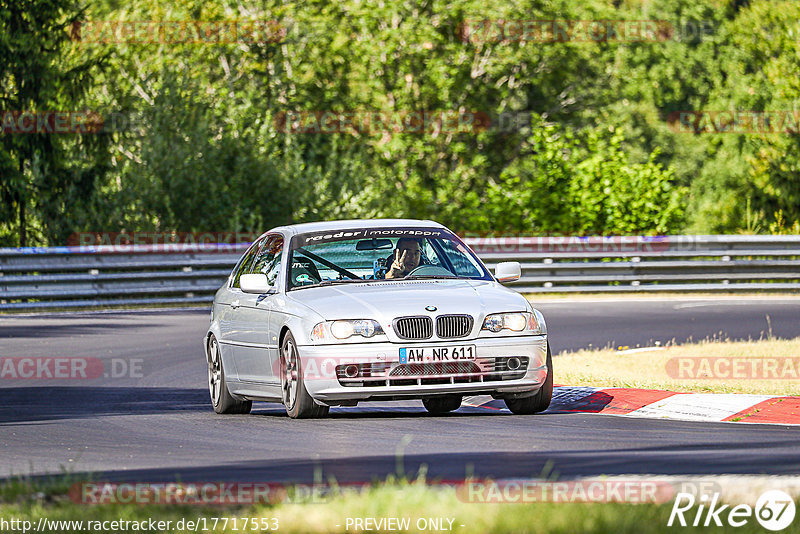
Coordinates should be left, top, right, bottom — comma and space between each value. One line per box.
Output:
387, 250, 409, 278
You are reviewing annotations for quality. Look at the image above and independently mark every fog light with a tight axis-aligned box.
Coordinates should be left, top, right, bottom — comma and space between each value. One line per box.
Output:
506, 357, 521, 371
344, 365, 360, 378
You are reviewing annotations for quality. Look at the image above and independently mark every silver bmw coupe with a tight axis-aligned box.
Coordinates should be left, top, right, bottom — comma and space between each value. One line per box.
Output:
204, 219, 552, 418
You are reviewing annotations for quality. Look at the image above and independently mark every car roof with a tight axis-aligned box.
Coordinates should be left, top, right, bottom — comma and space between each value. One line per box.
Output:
268, 218, 447, 237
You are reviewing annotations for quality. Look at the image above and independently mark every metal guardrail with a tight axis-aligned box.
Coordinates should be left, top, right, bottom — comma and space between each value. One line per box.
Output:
1, 235, 799, 310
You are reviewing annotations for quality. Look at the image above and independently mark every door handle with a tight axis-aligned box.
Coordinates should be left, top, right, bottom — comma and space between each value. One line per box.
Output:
231, 299, 240, 309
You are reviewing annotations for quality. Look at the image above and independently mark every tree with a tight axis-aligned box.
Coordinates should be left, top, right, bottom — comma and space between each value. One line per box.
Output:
0, 0, 108, 245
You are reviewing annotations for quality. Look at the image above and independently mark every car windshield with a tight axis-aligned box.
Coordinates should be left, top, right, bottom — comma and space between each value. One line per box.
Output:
286, 227, 492, 290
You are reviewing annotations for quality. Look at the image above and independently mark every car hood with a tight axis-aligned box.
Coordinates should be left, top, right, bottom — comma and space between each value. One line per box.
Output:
286, 279, 530, 324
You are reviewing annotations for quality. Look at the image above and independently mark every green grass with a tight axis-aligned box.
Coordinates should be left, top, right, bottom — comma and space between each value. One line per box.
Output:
556, 337, 800, 395
0, 470, 89, 504
2, 476, 797, 533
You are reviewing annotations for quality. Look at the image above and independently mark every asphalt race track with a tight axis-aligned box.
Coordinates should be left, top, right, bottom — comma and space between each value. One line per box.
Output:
1, 297, 799, 484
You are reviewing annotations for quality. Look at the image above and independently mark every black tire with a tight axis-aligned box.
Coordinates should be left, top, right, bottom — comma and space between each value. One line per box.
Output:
504, 342, 553, 415
280, 331, 329, 419
207, 334, 252, 414
422, 395, 463, 414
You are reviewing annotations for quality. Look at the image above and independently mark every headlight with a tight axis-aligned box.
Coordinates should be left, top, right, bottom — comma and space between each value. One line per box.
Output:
482, 312, 541, 334
311, 320, 384, 341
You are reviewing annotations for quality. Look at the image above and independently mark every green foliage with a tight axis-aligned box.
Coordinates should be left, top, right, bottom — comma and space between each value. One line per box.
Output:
442, 122, 684, 235
678, 0, 800, 232
0, 0, 109, 245
1, 0, 798, 243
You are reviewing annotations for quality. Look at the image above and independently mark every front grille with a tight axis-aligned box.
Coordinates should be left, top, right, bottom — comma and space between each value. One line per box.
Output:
335, 356, 530, 387
394, 316, 433, 340
436, 314, 473, 339
390, 361, 480, 377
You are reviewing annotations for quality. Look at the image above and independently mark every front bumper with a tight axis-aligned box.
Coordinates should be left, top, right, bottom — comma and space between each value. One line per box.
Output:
296, 335, 548, 403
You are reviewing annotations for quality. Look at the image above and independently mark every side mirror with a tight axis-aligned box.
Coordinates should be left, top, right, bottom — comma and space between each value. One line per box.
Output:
495, 261, 521, 283
240, 273, 272, 294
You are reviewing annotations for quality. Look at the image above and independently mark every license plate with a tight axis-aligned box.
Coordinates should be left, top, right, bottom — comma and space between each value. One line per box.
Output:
399, 345, 476, 364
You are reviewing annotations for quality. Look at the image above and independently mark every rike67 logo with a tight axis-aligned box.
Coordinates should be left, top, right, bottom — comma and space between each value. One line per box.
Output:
668, 490, 796, 530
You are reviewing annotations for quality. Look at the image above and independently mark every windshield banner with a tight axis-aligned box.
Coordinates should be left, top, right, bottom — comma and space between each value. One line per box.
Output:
293, 227, 453, 248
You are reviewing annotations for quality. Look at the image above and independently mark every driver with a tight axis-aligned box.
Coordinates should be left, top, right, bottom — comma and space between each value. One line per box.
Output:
385, 237, 422, 279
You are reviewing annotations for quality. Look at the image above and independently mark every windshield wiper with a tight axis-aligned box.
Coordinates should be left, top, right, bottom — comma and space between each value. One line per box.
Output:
318, 279, 367, 286
295, 279, 369, 289
404, 274, 460, 280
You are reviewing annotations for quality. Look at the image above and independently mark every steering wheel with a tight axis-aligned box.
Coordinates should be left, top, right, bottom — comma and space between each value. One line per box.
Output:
406, 265, 454, 277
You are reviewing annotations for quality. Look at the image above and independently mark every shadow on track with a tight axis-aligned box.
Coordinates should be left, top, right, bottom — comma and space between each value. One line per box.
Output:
0, 387, 209, 425
0, 387, 506, 425
0, 322, 164, 339
9, 440, 800, 485
251, 404, 509, 419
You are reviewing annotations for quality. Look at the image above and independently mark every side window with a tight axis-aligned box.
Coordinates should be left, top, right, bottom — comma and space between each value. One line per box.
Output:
251, 235, 283, 286
231, 238, 265, 289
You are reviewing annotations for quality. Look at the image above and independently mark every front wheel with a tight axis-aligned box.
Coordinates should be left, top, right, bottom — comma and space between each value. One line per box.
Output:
504, 343, 553, 415
207, 334, 252, 414
280, 332, 329, 419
